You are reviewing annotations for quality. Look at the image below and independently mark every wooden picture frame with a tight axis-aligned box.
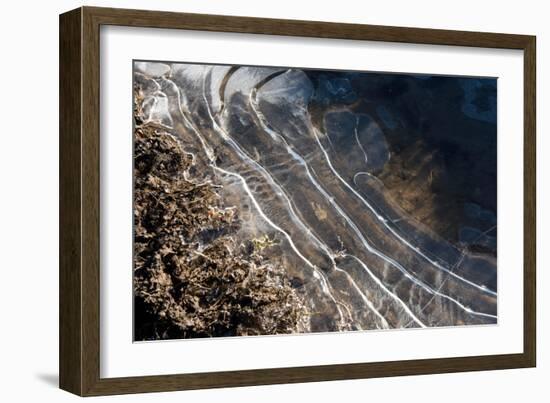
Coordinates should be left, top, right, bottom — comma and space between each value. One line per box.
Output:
59, 6, 536, 396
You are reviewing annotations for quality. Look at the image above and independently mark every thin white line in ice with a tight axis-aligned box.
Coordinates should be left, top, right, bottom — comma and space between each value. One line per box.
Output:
200, 69, 351, 328
155, 77, 216, 163
321, 111, 494, 299
354, 116, 369, 165
164, 73, 353, 327
313, 129, 497, 319
347, 119, 497, 297
403, 224, 498, 328
211, 165, 319, 272
334, 265, 391, 329
249, 85, 421, 327
346, 255, 426, 328
211, 165, 348, 314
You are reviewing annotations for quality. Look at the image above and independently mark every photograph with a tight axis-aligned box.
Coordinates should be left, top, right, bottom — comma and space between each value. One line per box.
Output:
132, 61, 498, 341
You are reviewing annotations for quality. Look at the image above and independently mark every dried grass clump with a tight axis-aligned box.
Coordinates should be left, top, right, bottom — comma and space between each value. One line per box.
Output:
133, 87, 308, 340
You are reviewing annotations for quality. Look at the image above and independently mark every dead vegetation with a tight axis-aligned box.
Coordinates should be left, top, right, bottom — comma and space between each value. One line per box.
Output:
133, 85, 308, 340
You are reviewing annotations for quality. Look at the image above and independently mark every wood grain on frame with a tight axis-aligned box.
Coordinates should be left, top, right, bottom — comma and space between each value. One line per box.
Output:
59, 6, 536, 396
59, 7, 82, 395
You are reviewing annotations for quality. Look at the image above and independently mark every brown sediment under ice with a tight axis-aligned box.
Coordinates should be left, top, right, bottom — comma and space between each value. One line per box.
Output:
133, 86, 309, 341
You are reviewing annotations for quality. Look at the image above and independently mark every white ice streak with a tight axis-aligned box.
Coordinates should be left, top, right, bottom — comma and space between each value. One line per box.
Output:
283, 133, 427, 327
250, 94, 389, 327
354, 116, 369, 165
200, 68, 351, 327
347, 119, 497, 297
353, 171, 385, 188
143, 93, 174, 127
252, 70, 494, 320
223, 66, 287, 107
211, 164, 349, 327
211, 166, 318, 273
250, 75, 420, 327
402, 225, 498, 328
156, 77, 216, 163
208, 65, 232, 114
346, 255, 425, 328
256, 69, 313, 109
140, 69, 353, 326
313, 128, 497, 319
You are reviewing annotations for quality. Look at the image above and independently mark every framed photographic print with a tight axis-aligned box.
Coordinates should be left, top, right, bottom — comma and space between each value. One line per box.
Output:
59, 6, 536, 396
